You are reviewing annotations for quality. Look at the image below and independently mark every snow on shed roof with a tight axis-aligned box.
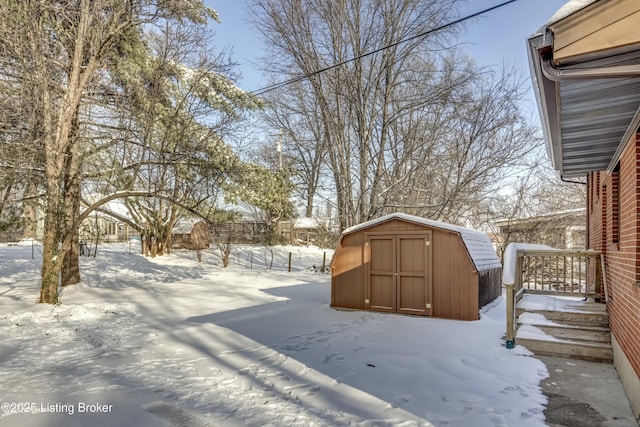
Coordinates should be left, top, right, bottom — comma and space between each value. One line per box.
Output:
342, 213, 502, 272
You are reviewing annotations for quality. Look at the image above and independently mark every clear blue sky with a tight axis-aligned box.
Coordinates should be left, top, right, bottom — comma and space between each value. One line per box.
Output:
206, 0, 569, 101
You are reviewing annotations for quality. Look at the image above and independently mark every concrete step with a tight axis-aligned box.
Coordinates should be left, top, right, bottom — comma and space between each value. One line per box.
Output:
516, 294, 608, 322
514, 294, 612, 362
517, 313, 611, 343
516, 307, 608, 326
515, 335, 613, 363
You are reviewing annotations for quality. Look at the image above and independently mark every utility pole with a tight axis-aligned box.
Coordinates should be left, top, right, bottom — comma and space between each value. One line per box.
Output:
277, 129, 283, 170
271, 130, 283, 170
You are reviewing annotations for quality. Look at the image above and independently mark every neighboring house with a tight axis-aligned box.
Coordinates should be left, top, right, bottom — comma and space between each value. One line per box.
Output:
80, 199, 138, 243
528, 0, 640, 418
22, 199, 137, 243
494, 209, 586, 254
81, 213, 136, 243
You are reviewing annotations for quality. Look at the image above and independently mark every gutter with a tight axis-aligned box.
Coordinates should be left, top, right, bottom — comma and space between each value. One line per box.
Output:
561, 176, 587, 185
537, 53, 640, 174
540, 56, 640, 81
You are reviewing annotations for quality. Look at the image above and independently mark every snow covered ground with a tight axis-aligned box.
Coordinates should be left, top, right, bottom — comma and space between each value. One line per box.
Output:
0, 243, 549, 426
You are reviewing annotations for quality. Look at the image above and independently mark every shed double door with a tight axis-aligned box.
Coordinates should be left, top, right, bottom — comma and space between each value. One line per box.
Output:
365, 233, 432, 315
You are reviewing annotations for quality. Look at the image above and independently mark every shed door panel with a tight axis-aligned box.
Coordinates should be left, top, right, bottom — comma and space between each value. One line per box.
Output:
397, 235, 429, 315
368, 237, 396, 312
365, 233, 431, 315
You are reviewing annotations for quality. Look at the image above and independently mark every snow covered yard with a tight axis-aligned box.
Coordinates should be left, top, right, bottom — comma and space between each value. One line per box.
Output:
0, 243, 549, 427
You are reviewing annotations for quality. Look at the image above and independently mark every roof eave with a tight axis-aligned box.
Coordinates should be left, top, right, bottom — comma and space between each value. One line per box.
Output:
528, 36, 640, 179
528, 33, 564, 176
528, 0, 640, 179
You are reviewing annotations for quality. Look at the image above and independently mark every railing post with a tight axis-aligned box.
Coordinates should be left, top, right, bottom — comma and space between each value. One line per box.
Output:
505, 283, 515, 349
600, 253, 609, 303
506, 251, 524, 350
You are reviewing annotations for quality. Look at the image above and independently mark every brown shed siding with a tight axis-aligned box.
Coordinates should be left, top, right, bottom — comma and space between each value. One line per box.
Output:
331, 215, 501, 321
431, 229, 477, 320
330, 232, 364, 310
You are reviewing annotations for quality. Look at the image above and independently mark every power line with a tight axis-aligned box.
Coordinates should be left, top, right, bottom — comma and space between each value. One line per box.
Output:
250, 0, 518, 97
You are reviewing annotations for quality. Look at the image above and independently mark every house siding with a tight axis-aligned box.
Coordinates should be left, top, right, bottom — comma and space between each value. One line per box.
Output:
588, 133, 640, 387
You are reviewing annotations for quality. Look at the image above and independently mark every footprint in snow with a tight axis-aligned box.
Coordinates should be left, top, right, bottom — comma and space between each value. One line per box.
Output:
322, 353, 344, 364
500, 386, 518, 394
144, 401, 212, 427
490, 414, 507, 426
392, 395, 412, 407
305, 385, 321, 396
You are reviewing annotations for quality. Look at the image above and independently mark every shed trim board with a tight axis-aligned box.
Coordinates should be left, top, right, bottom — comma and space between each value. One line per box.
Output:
363, 231, 433, 316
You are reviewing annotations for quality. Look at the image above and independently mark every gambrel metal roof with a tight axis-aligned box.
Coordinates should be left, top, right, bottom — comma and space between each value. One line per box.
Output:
342, 213, 502, 272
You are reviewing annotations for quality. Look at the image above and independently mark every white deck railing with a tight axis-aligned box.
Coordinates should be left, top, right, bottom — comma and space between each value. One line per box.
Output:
503, 245, 605, 349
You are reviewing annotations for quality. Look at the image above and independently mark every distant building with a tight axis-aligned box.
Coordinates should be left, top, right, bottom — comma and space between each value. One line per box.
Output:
171, 219, 210, 250
21, 198, 138, 243
277, 217, 334, 245
494, 209, 586, 254
80, 199, 138, 243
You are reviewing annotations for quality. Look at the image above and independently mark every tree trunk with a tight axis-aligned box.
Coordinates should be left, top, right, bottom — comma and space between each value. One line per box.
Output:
62, 113, 82, 286
150, 237, 157, 257
38, 0, 96, 303
142, 233, 149, 256
40, 180, 62, 304
0, 177, 14, 218
62, 232, 81, 286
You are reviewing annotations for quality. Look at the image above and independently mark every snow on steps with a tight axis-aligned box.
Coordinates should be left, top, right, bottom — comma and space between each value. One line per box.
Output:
515, 294, 612, 363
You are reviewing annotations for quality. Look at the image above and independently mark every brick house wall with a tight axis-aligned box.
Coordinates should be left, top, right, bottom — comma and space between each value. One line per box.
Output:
588, 133, 640, 383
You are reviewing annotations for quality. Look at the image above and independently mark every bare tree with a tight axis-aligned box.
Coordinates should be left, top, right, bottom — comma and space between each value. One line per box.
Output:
259, 80, 330, 218
252, 0, 464, 229
252, 0, 537, 231
379, 62, 540, 222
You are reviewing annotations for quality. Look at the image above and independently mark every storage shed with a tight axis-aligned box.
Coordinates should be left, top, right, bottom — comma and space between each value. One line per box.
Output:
330, 213, 502, 320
